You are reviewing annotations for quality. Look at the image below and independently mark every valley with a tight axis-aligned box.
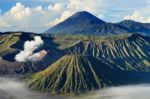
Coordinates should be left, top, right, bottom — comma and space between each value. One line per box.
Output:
0, 32, 150, 95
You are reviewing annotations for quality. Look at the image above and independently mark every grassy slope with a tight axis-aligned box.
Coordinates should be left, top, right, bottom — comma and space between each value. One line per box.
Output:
26, 55, 120, 94
0, 32, 150, 94
0, 33, 20, 56
0, 33, 149, 73
60, 34, 150, 71
53, 33, 131, 49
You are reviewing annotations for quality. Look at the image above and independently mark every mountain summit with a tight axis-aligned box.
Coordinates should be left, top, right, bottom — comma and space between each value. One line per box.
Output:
63, 11, 106, 25
44, 11, 150, 35
44, 11, 106, 34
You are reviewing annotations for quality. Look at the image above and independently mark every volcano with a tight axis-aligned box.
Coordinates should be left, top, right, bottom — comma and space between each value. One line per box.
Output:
26, 55, 117, 94
44, 11, 106, 34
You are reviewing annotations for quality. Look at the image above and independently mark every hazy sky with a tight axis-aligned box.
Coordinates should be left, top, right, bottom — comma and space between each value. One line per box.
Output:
0, 0, 150, 32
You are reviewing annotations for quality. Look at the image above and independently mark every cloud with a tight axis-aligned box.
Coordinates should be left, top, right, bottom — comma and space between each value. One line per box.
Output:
69, 0, 106, 12
46, 10, 73, 26
124, 10, 150, 23
77, 84, 150, 99
1, 77, 150, 99
15, 36, 46, 62
0, 18, 10, 27
0, 1, 107, 32
47, 0, 106, 26
124, 1, 150, 23
1, 0, 149, 32
0, 2, 66, 32
48, 3, 66, 11
10, 2, 31, 20
0, 77, 64, 99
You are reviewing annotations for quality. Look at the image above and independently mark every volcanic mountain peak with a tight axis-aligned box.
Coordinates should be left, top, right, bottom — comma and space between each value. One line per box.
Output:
44, 11, 106, 34
68, 11, 106, 24
44, 11, 150, 35
26, 55, 112, 94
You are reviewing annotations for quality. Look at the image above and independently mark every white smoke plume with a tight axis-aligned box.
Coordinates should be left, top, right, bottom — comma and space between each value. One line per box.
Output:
15, 36, 45, 62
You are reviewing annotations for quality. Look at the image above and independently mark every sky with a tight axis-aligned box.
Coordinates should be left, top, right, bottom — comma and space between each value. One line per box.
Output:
0, 0, 150, 32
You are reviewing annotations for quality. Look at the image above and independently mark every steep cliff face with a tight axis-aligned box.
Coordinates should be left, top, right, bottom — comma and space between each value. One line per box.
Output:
64, 34, 150, 71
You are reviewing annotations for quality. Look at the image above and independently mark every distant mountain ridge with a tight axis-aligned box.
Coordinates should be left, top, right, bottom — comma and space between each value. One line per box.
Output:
118, 20, 150, 35
45, 11, 150, 35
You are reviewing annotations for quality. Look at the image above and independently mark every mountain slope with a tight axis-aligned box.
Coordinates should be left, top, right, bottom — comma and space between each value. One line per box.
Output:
45, 11, 129, 35
26, 33, 150, 94
45, 11, 106, 34
118, 20, 150, 35
26, 55, 120, 94
45, 11, 150, 35
88, 23, 130, 35
26, 54, 150, 95
64, 34, 150, 71
1, 32, 150, 94
45, 11, 130, 35
0, 33, 149, 75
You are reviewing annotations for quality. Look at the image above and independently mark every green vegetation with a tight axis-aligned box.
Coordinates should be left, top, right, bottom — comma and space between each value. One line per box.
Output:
143, 60, 150, 66
55, 33, 150, 71
52, 33, 132, 49
0, 32, 150, 95
26, 55, 115, 94
0, 33, 20, 56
